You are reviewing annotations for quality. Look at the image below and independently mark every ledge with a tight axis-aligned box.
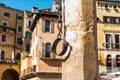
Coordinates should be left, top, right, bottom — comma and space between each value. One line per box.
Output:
21, 71, 61, 80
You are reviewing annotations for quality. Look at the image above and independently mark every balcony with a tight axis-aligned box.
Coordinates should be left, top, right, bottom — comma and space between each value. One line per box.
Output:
0, 58, 18, 64
21, 57, 62, 80
107, 67, 120, 73
0, 25, 15, 35
102, 43, 120, 50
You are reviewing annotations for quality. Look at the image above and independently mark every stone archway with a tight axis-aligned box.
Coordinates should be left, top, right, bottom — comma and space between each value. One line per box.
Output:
1, 69, 19, 80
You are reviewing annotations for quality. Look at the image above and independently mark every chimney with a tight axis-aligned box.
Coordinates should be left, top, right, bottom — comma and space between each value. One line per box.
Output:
52, 0, 59, 12
32, 6, 39, 13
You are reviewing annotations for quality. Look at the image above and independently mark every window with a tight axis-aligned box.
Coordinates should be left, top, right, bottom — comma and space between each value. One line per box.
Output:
105, 5, 108, 8
105, 33, 120, 49
0, 50, 5, 60
105, 34, 113, 49
103, 16, 120, 24
27, 15, 31, 18
45, 43, 51, 58
1, 35, 6, 42
2, 22, 7, 32
18, 25, 22, 32
113, 17, 119, 24
115, 34, 119, 48
104, 16, 110, 23
116, 55, 120, 67
16, 53, 21, 60
106, 55, 112, 73
45, 20, 50, 32
4, 12, 10, 17
17, 38, 22, 45
105, 5, 109, 11
26, 44, 30, 52
17, 16, 23, 20
114, 6, 117, 9
25, 32, 31, 39
26, 20, 32, 27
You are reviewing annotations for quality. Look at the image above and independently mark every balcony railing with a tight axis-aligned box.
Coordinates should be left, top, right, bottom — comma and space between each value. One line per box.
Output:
102, 43, 120, 49
0, 25, 15, 34
107, 67, 120, 73
0, 58, 18, 64
0, 25, 15, 31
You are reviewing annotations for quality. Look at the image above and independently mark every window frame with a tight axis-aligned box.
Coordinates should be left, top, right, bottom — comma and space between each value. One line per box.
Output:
17, 37, 22, 45
104, 32, 120, 49
17, 16, 23, 21
25, 31, 31, 39
17, 25, 22, 32
2, 21, 8, 32
45, 20, 50, 32
113, 17, 119, 24
3, 12, 10, 17
25, 44, 30, 52
103, 16, 110, 23
1, 35, 6, 42
45, 43, 51, 58
26, 20, 32, 28
0, 50, 5, 60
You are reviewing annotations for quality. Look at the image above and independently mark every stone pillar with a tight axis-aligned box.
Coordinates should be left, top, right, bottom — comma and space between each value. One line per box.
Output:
62, 0, 100, 80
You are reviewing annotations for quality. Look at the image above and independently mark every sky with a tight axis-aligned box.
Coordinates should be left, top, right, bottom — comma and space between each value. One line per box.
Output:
0, 0, 53, 11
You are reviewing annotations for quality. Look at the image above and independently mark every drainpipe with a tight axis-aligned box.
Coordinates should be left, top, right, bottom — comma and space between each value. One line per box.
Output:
14, 13, 17, 60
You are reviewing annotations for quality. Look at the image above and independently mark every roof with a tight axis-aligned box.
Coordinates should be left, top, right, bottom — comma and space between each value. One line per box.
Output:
0, 3, 23, 12
97, 0, 120, 2
97, 0, 120, 6
30, 9, 59, 31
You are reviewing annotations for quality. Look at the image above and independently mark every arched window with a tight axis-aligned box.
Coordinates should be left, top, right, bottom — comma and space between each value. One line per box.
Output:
1, 50, 5, 60
45, 20, 50, 32
25, 32, 31, 39
106, 54, 112, 73
16, 53, 21, 60
116, 55, 120, 67
45, 43, 51, 58
106, 55, 112, 67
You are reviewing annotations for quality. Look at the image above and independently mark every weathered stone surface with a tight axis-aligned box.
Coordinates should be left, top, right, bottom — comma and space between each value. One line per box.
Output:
62, 0, 100, 80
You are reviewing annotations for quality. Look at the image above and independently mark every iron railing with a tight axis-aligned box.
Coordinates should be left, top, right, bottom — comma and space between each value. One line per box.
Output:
102, 43, 120, 49
0, 58, 18, 64
107, 67, 120, 73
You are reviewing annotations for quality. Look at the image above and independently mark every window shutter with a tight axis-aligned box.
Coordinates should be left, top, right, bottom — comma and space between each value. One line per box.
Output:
42, 19, 45, 32
42, 42, 45, 57
103, 16, 105, 23
119, 17, 120, 24
51, 21, 54, 33
110, 17, 113, 24
26, 20, 29, 27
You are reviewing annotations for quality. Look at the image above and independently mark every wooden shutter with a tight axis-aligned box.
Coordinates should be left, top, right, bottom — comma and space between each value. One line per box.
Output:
119, 17, 120, 24
103, 16, 105, 23
42, 19, 45, 32
110, 17, 113, 24
51, 21, 54, 33
42, 42, 45, 57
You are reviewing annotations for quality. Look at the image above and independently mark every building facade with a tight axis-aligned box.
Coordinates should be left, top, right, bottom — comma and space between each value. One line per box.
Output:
0, 3, 24, 80
22, 11, 32, 57
20, 9, 62, 80
97, 0, 120, 74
